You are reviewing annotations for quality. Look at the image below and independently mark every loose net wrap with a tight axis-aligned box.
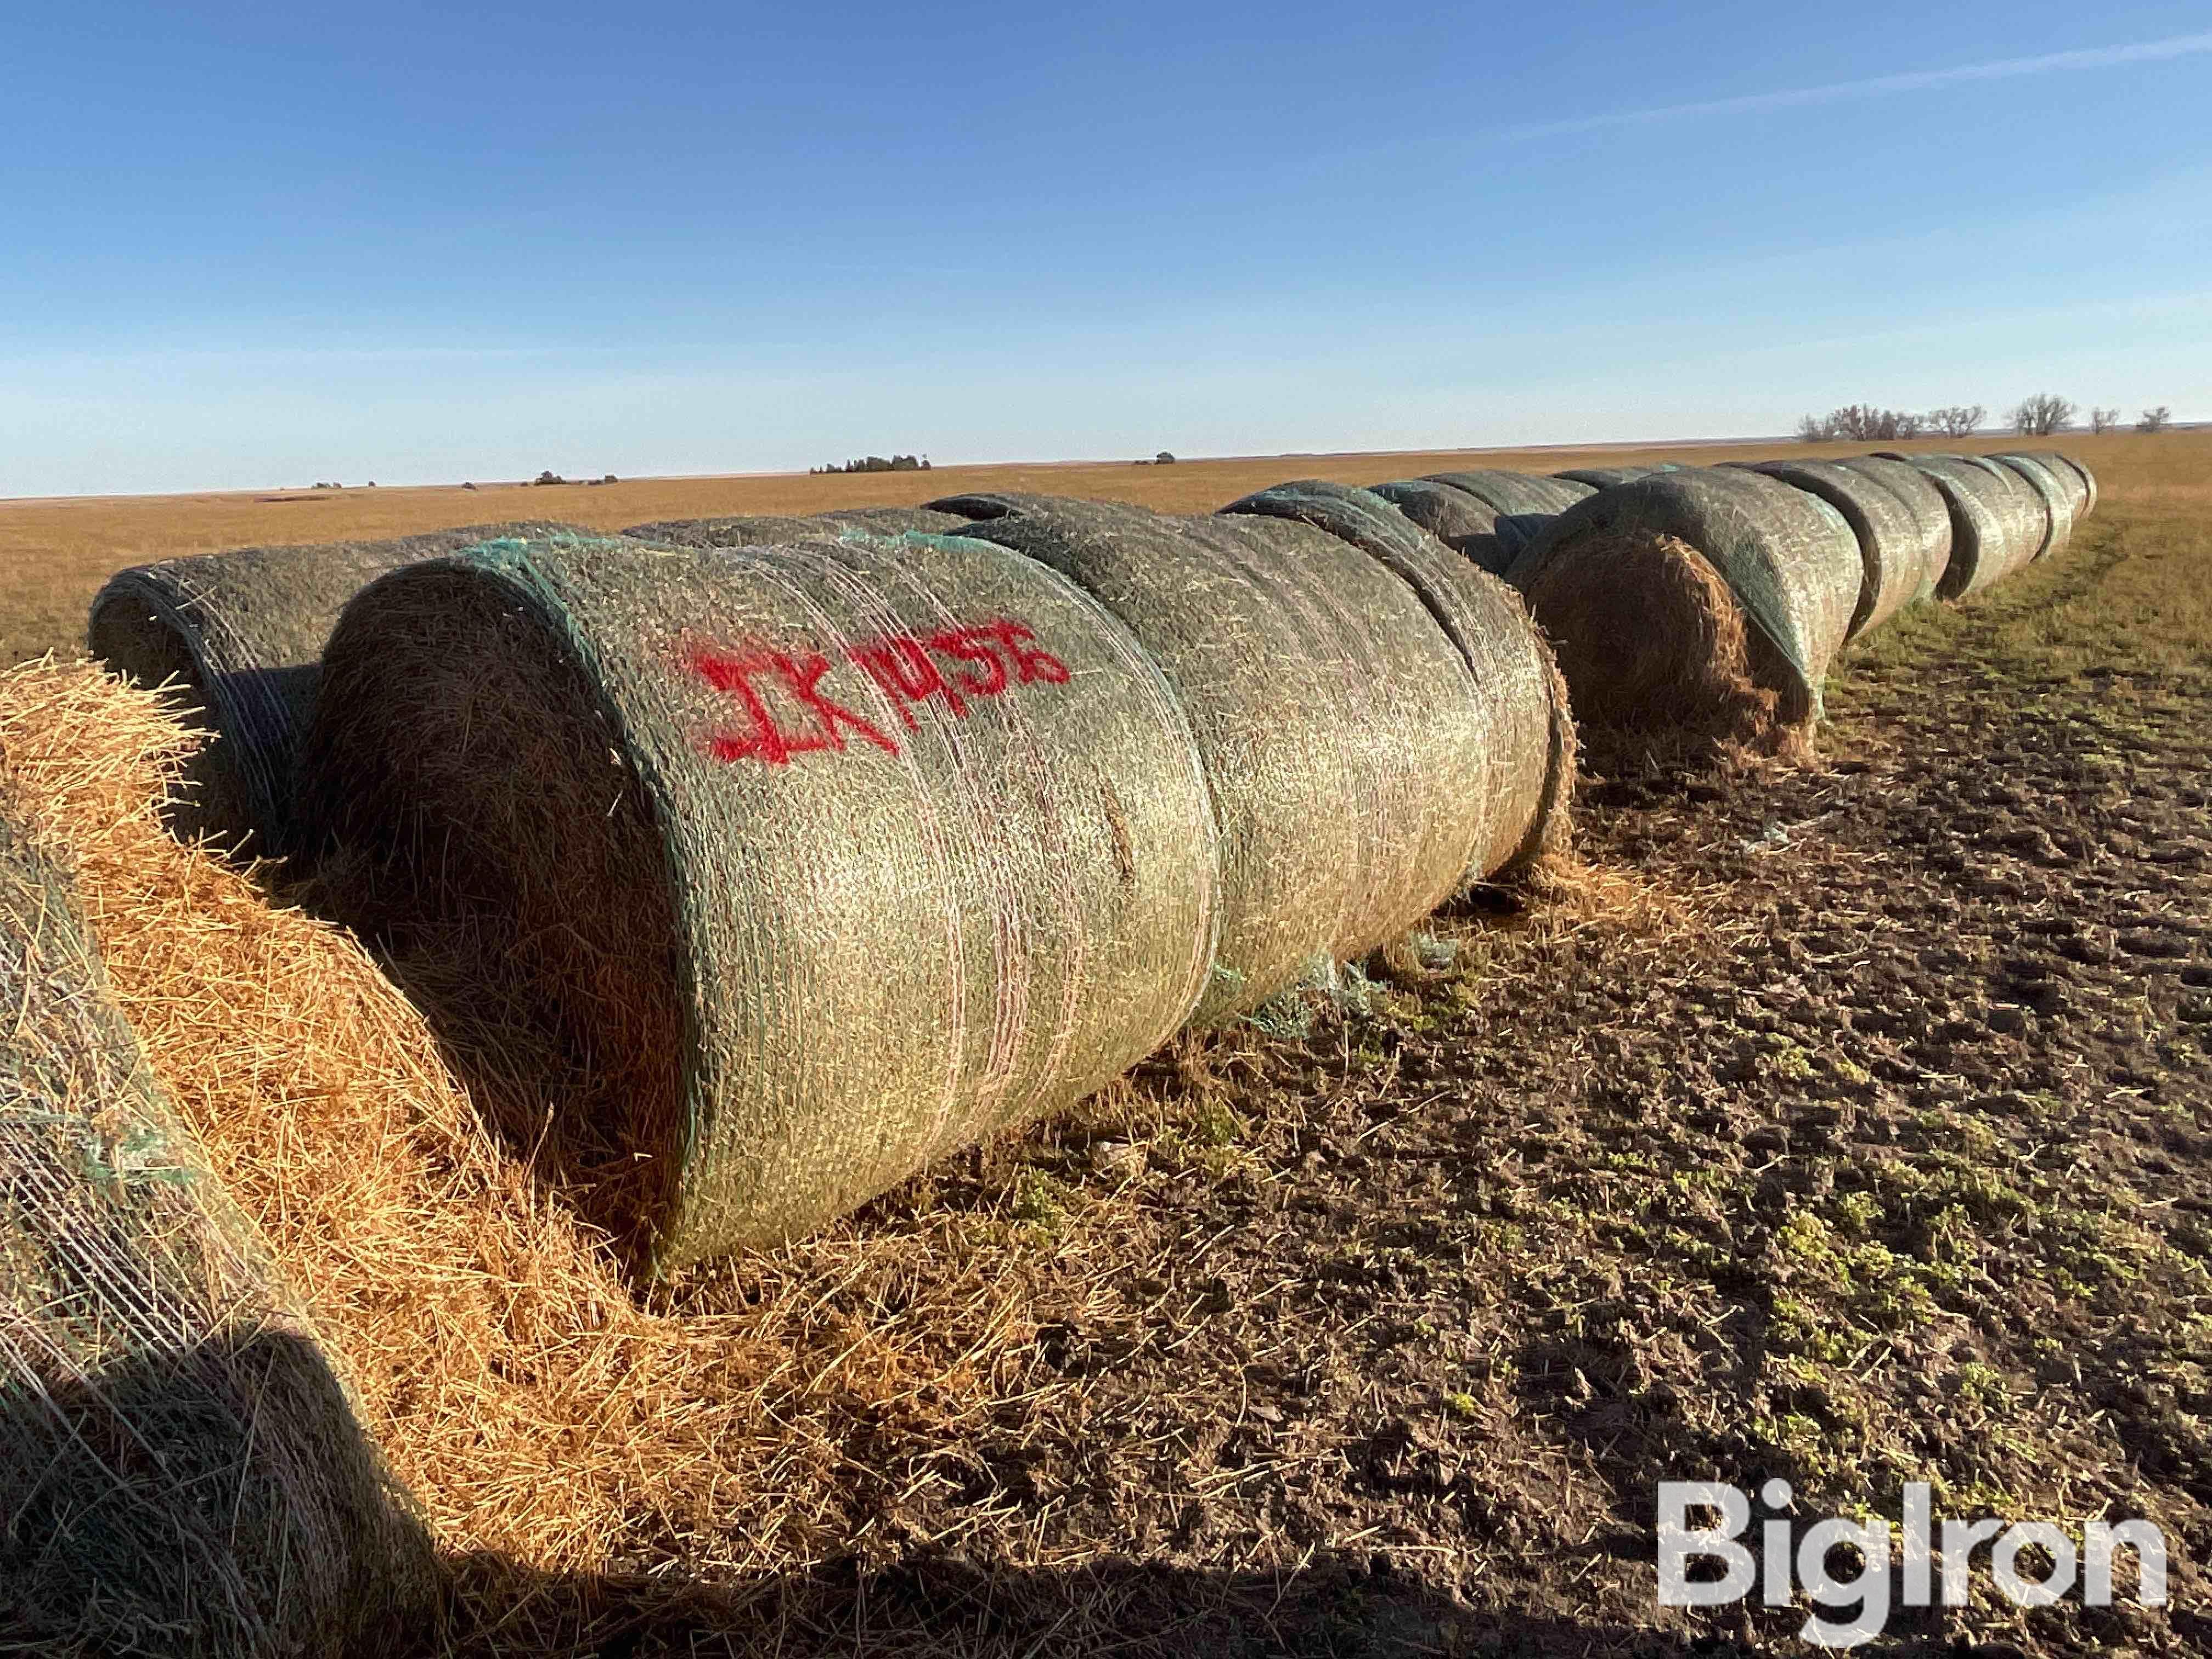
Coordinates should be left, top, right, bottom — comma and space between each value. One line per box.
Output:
1214, 480, 1573, 876
1985, 455, 2078, 560
86, 521, 580, 851
1506, 467, 1861, 752
927, 492, 1515, 1025
0, 811, 433, 1657
300, 531, 1220, 1271
1737, 459, 1939, 638
1827, 456, 1955, 600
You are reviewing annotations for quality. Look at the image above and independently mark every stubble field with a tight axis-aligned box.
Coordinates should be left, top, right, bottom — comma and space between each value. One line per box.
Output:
3, 431, 2207, 1655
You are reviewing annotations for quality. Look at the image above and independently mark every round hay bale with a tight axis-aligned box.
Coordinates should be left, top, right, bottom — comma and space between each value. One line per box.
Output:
1506, 467, 1860, 758
1985, 454, 2077, 561
1422, 469, 1595, 517
819, 505, 970, 535
1737, 459, 1940, 637
2034, 450, 2097, 517
1952, 455, 2058, 564
1367, 478, 1500, 545
926, 491, 1528, 1024
86, 521, 580, 853
1212, 480, 1573, 876
298, 530, 1221, 1270
1875, 456, 2038, 596
0, 810, 435, 1657
1553, 465, 1668, 488
1826, 456, 1955, 600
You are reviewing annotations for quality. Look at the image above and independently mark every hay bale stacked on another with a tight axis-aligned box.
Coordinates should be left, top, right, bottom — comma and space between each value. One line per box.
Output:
0, 804, 434, 1656
1872, 456, 2037, 597
1213, 479, 1573, 877
1733, 459, 1943, 637
300, 530, 1221, 1270
1985, 454, 2079, 560
87, 522, 581, 851
1506, 467, 1861, 760
926, 492, 1516, 1025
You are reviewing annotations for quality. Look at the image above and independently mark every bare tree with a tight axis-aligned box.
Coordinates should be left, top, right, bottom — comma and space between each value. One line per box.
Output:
1926, 404, 1985, 438
2137, 405, 2172, 433
1797, 413, 1837, 443
2011, 392, 2075, 437
2089, 407, 2121, 435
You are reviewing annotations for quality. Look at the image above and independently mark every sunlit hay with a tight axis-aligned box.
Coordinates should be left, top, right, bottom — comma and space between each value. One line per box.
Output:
0, 659, 1065, 1645
298, 532, 1218, 1272
1517, 530, 1810, 769
0, 718, 436, 1657
296, 569, 689, 1259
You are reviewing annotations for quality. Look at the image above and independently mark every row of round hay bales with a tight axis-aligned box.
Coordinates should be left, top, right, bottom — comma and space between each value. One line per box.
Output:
87, 522, 584, 853
1364, 470, 1594, 574
280, 501, 1571, 1269
0, 798, 433, 1655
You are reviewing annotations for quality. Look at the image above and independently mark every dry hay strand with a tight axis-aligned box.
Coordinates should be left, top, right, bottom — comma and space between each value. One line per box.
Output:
1515, 529, 1810, 769
926, 490, 1514, 1024
298, 531, 1218, 1271
0, 701, 435, 1657
86, 522, 585, 853
0, 657, 1101, 1651
1211, 479, 1575, 876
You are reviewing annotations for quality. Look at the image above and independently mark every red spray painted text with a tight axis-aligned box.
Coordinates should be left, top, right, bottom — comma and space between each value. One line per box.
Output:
689, 618, 1071, 765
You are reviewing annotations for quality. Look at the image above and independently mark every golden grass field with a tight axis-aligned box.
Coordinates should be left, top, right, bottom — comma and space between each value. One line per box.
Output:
8, 429, 2199, 666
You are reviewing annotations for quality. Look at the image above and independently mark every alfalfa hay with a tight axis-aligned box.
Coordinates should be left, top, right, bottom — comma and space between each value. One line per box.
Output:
927, 491, 1508, 1025
298, 531, 1220, 1270
0, 772, 433, 1656
86, 522, 580, 851
1506, 467, 1861, 761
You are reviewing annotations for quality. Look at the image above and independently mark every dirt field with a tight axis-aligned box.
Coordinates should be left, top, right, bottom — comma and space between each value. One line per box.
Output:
4, 433, 2207, 1654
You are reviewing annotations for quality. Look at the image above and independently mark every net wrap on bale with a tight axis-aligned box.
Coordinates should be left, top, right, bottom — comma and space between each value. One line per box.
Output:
1737, 459, 1940, 637
1876, 456, 2037, 597
1825, 456, 1954, 600
1554, 465, 1669, 488
1423, 470, 1594, 517
1506, 467, 1861, 753
925, 492, 1514, 1025
0, 810, 434, 1657
301, 529, 1221, 1271
624, 506, 969, 548
1985, 454, 2078, 560
1213, 479, 1573, 878
86, 521, 581, 852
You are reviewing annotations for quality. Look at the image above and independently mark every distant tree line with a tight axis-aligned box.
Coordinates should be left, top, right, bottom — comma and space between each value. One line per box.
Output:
812, 454, 930, 475
1799, 393, 2179, 443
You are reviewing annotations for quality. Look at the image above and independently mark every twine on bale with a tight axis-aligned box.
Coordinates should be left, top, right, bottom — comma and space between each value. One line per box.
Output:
1214, 479, 1573, 878
86, 521, 582, 853
1827, 456, 1954, 601
0, 795, 434, 1657
1506, 467, 1861, 763
299, 530, 1221, 1271
1734, 459, 1939, 638
926, 491, 1511, 1025
1872, 456, 2037, 597
1985, 454, 2078, 560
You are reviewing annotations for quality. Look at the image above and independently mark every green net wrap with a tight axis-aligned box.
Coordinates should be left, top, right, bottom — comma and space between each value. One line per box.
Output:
1735, 459, 1942, 638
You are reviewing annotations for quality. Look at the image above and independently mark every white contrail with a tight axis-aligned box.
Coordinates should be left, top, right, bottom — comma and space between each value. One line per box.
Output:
1502, 31, 2212, 140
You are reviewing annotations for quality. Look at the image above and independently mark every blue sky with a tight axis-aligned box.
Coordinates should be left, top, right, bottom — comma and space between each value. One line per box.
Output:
3, 2, 2207, 495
